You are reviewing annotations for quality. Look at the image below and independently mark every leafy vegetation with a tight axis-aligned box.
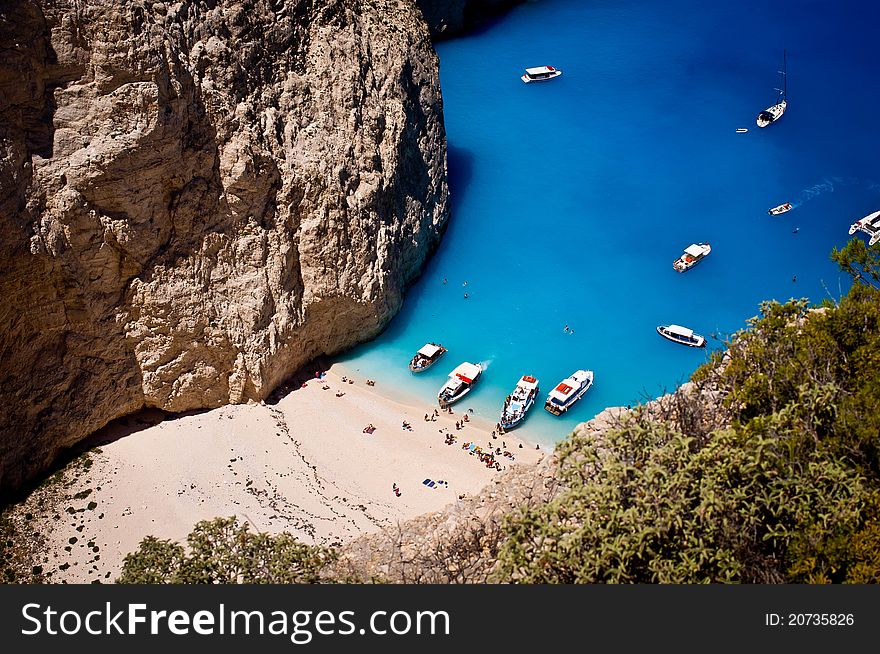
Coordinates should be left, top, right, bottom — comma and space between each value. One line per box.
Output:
495, 239, 880, 583
118, 517, 336, 583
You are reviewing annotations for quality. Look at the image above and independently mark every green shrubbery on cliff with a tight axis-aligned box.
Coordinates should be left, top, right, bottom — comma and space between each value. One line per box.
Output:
494, 240, 880, 583
118, 517, 335, 584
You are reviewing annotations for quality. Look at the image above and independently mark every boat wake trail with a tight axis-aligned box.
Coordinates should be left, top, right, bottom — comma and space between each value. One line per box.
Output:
478, 359, 493, 371
791, 176, 872, 208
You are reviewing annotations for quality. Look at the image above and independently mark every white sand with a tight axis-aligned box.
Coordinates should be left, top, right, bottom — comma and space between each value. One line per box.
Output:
31, 365, 544, 583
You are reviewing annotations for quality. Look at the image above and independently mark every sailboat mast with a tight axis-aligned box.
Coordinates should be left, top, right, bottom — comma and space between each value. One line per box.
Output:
783, 49, 787, 100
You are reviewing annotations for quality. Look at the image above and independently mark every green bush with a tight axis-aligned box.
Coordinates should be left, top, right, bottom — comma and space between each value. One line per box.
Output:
496, 240, 880, 583
118, 517, 335, 584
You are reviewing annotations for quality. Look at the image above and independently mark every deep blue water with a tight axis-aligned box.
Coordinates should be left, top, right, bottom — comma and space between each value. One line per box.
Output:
339, 0, 880, 445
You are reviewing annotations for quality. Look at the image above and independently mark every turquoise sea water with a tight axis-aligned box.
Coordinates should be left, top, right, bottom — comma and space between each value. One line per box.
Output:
339, 0, 880, 446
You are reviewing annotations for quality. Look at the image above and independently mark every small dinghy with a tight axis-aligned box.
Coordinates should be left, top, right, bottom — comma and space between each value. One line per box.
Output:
736, 128, 749, 133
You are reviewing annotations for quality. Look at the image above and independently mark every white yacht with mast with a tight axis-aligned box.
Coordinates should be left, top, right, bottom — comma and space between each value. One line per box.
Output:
757, 50, 787, 128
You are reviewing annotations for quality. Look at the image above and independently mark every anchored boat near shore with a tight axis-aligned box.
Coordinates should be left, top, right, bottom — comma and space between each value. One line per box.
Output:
409, 343, 447, 372
544, 370, 593, 416
500, 375, 540, 430
657, 324, 706, 348
438, 362, 482, 408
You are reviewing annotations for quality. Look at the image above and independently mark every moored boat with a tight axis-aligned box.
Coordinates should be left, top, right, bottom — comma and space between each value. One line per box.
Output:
500, 375, 540, 430
673, 242, 711, 272
409, 342, 447, 373
438, 362, 483, 408
656, 324, 706, 348
544, 370, 593, 416
756, 50, 788, 128
768, 202, 793, 215
848, 209, 880, 246
521, 65, 562, 83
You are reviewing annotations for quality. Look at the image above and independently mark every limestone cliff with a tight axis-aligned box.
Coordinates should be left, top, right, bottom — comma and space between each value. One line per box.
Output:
415, 0, 523, 38
0, 0, 448, 494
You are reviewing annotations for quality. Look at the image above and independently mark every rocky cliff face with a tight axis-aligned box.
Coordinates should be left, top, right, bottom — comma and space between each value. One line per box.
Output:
0, 0, 448, 494
415, 0, 522, 38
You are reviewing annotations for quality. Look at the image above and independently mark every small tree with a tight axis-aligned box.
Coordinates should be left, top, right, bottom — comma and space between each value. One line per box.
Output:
118, 517, 335, 584
831, 238, 880, 289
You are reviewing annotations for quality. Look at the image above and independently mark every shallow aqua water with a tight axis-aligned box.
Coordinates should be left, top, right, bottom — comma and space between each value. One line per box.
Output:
339, 0, 880, 445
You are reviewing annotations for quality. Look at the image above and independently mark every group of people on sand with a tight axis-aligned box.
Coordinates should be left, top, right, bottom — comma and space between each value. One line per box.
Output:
392, 482, 401, 497
423, 409, 440, 422
461, 441, 504, 471
401, 420, 413, 431
362, 423, 376, 434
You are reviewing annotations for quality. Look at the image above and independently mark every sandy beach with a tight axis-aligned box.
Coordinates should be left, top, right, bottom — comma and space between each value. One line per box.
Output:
24, 365, 544, 583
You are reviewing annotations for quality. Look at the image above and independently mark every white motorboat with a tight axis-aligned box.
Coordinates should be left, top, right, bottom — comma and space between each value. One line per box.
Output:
656, 324, 706, 348
756, 50, 787, 128
438, 362, 483, 408
673, 242, 712, 272
409, 342, 447, 372
736, 128, 749, 133
768, 203, 793, 215
500, 375, 540, 430
848, 209, 880, 246
521, 65, 562, 83
544, 370, 593, 416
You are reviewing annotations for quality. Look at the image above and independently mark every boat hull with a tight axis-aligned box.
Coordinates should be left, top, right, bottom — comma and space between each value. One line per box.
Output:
439, 385, 472, 408
501, 394, 537, 430
757, 100, 787, 128
521, 70, 562, 83
673, 257, 705, 273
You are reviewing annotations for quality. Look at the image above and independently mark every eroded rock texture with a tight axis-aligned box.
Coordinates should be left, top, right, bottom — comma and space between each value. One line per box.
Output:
0, 0, 448, 493
415, 0, 521, 38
